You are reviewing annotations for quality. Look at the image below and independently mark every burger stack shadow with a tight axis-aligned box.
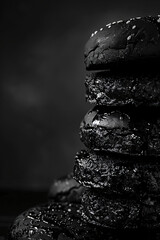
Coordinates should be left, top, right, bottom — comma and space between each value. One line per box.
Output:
73, 15, 160, 238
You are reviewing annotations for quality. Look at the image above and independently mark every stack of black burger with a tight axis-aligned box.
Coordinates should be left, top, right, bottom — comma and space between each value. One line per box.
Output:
74, 15, 160, 232
9, 15, 160, 240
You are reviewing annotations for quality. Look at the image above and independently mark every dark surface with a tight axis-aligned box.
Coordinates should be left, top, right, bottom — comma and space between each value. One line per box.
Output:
84, 16, 160, 70
85, 71, 160, 106
0, 190, 47, 239
74, 150, 160, 195
80, 106, 160, 156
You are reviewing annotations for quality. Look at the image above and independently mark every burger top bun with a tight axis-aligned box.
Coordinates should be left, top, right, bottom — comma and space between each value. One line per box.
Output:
84, 16, 160, 70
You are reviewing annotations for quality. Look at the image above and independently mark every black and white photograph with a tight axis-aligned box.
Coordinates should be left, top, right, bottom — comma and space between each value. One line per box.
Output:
1, 0, 160, 239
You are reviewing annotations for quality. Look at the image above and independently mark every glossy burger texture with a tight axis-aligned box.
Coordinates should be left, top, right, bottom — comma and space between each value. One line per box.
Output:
74, 150, 160, 195
85, 71, 160, 106
81, 189, 160, 229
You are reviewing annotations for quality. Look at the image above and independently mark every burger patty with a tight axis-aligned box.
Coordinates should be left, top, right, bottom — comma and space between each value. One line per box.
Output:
9, 202, 101, 240
81, 189, 160, 229
9, 200, 160, 240
74, 150, 160, 195
85, 71, 160, 106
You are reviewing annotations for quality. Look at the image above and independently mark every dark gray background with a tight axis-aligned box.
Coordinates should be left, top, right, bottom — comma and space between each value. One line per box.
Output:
1, 0, 160, 191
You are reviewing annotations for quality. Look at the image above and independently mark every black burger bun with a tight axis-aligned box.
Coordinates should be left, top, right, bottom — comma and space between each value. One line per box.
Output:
85, 16, 160, 70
